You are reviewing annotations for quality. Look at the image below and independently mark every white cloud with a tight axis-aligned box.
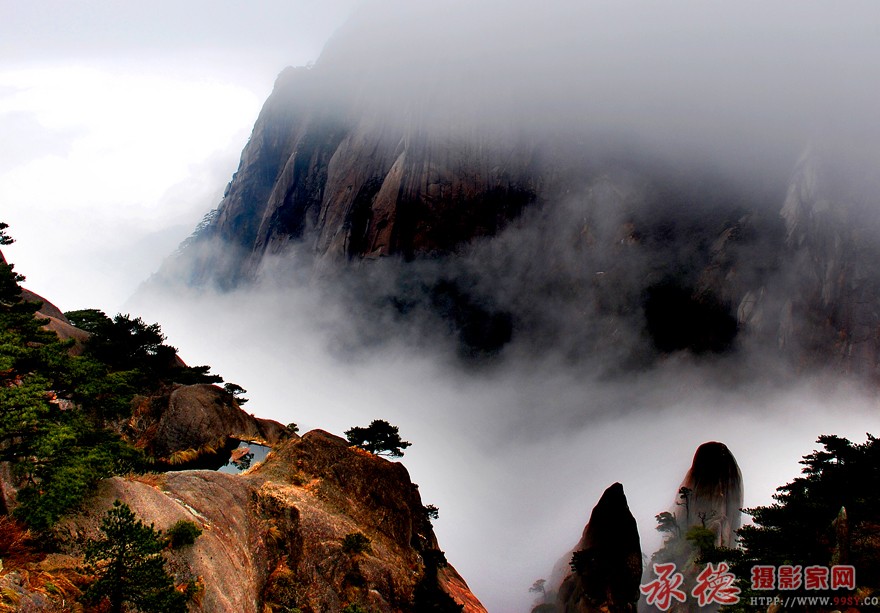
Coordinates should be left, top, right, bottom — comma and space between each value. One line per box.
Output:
128, 282, 880, 612
0, 63, 261, 309
0, 64, 259, 212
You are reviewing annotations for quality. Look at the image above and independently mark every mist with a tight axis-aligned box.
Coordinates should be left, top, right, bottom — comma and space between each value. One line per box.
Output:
308, 0, 880, 181
11, 0, 875, 610
128, 2, 880, 611
0, 0, 358, 311
130, 273, 879, 612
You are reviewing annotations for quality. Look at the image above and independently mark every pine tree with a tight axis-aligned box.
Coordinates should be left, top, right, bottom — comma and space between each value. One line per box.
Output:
0, 223, 146, 529
84, 501, 188, 613
345, 419, 412, 457
712, 434, 880, 604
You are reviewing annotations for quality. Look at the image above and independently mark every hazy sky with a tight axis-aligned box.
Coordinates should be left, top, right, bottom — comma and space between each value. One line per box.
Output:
1, 0, 358, 310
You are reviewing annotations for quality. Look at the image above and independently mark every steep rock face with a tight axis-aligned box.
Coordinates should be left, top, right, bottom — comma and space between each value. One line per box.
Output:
55, 472, 268, 612
674, 442, 743, 547
641, 443, 743, 613
777, 151, 880, 376
163, 58, 880, 378
536, 483, 642, 613
249, 429, 486, 612
125, 383, 292, 469
152, 5, 880, 377
53, 430, 485, 613
175, 66, 540, 286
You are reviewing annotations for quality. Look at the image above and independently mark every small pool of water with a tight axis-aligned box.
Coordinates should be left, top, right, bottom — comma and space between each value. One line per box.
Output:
218, 442, 272, 474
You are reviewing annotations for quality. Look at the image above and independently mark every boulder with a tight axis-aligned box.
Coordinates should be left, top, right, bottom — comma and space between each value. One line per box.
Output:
127, 384, 292, 469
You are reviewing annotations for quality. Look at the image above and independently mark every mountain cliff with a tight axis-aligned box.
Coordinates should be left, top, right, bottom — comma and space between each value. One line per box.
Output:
643, 442, 744, 613
166, 63, 543, 285
672, 442, 743, 549
160, 48, 880, 376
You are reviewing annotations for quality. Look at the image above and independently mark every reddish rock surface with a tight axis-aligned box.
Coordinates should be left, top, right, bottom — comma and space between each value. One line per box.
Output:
126, 383, 292, 468
54, 430, 485, 613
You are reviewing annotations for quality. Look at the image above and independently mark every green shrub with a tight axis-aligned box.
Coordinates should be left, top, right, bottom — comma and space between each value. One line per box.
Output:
341, 532, 372, 555
166, 519, 202, 549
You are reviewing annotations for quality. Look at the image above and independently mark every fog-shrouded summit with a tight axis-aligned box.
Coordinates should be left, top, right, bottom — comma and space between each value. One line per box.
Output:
156, 0, 880, 377
547, 482, 643, 613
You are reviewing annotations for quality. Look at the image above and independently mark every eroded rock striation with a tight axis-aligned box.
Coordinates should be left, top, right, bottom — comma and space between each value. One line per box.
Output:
54, 430, 485, 613
170, 64, 541, 287
161, 44, 880, 378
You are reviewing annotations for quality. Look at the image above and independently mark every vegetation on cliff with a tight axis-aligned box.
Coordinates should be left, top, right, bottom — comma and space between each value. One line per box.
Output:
345, 419, 411, 457
1, 226, 146, 529
708, 434, 880, 609
0, 223, 239, 531
0, 223, 484, 612
84, 500, 194, 613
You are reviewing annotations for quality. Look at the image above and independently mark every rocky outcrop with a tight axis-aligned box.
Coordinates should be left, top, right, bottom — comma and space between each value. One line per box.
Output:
55, 472, 267, 612
674, 442, 743, 547
536, 483, 642, 613
37, 316, 89, 354
642, 442, 744, 612
52, 430, 485, 613
125, 383, 292, 469
170, 65, 540, 287
19, 289, 68, 323
14, 285, 90, 354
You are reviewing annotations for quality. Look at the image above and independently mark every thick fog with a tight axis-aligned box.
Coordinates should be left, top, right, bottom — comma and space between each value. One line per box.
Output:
0, 0, 357, 310
310, 0, 880, 179
127, 2, 880, 611
130, 276, 879, 612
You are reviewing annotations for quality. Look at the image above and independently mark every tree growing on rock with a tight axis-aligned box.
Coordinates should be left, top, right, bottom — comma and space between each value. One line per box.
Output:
345, 419, 411, 457
529, 578, 547, 595
223, 382, 248, 404
717, 434, 880, 594
0, 223, 147, 530
65, 309, 223, 389
84, 500, 190, 613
